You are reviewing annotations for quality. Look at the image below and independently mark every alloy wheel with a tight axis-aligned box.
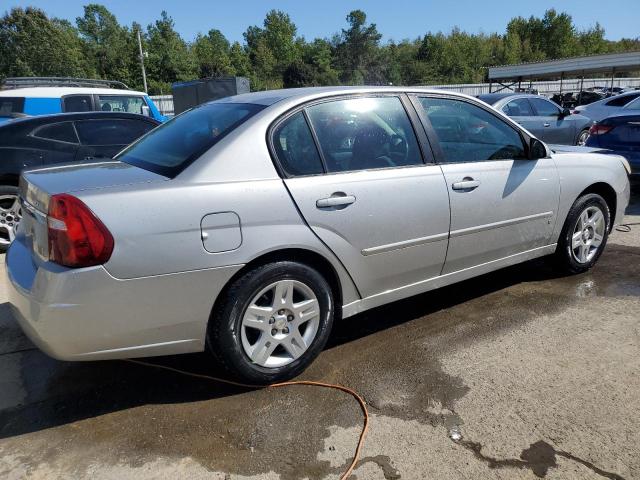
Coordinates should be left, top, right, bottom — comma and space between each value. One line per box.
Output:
0, 194, 22, 247
571, 205, 605, 264
577, 130, 589, 146
240, 279, 320, 368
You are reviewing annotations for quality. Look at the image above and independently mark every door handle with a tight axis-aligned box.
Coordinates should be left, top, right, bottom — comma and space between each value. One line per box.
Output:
316, 193, 356, 209
543, 122, 551, 127
452, 178, 480, 191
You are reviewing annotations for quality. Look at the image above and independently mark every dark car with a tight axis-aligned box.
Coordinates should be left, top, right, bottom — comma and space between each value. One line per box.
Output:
0, 111, 159, 249
478, 93, 593, 145
585, 113, 640, 183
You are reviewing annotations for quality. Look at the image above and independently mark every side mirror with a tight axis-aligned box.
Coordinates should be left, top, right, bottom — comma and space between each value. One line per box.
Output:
529, 138, 548, 160
141, 105, 151, 117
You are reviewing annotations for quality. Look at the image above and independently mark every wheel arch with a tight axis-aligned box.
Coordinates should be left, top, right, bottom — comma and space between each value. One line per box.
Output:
212, 247, 348, 322
0, 175, 20, 187
578, 182, 617, 230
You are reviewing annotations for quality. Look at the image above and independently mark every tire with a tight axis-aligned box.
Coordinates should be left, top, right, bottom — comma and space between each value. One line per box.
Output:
576, 129, 590, 146
0, 185, 21, 253
207, 261, 334, 384
554, 193, 610, 274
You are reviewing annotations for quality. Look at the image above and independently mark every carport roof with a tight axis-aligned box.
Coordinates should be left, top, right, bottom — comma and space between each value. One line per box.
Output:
489, 51, 640, 80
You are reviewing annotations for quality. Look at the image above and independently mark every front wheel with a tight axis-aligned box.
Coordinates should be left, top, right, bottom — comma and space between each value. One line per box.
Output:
554, 193, 610, 274
207, 261, 334, 384
0, 185, 22, 252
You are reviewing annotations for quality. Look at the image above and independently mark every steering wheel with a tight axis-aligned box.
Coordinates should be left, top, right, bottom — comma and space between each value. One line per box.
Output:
389, 134, 409, 164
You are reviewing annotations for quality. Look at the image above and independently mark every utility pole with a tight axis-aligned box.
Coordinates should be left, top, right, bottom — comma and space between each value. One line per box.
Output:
137, 28, 148, 93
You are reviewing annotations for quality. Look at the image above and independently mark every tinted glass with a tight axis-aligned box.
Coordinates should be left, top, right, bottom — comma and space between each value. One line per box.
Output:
117, 102, 264, 177
502, 98, 534, 117
625, 97, 640, 110
0, 97, 25, 115
33, 122, 78, 143
63, 95, 92, 112
419, 97, 526, 162
75, 119, 155, 145
98, 95, 146, 114
273, 112, 324, 176
530, 98, 560, 116
306, 97, 422, 172
606, 93, 640, 107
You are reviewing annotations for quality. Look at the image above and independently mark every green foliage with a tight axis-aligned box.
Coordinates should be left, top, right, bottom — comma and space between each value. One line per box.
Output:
0, 6, 638, 93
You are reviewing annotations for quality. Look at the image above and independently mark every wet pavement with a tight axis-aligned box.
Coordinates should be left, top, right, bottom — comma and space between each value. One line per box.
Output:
1, 193, 639, 479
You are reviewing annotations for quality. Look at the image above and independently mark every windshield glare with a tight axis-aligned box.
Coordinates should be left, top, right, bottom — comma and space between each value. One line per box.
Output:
117, 102, 265, 177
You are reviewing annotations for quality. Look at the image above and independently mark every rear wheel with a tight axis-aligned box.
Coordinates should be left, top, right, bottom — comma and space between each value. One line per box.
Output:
554, 193, 610, 274
207, 261, 334, 384
576, 129, 590, 146
0, 185, 22, 252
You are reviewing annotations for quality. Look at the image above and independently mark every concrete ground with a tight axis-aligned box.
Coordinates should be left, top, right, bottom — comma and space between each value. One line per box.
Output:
1, 192, 639, 480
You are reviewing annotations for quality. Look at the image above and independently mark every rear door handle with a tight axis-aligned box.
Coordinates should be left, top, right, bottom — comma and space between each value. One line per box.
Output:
543, 123, 551, 127
452, 178, 480, 191
316, 193, 356, 208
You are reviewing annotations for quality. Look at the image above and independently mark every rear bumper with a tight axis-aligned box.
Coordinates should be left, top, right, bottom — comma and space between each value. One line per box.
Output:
5, 234, 242, 360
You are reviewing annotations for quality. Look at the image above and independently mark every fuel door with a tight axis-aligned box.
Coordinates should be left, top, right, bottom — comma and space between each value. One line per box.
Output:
200, 212, 242, 253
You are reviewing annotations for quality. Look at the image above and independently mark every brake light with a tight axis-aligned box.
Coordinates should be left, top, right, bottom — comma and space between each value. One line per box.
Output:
47, 194, 114, 267
588, 124, 614, 135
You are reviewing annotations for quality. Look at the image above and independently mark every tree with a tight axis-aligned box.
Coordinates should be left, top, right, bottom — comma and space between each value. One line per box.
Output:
144, 11, 196, 94
334, 10, 382, 84
192, 29, 233, 78
0, 7, 90, 79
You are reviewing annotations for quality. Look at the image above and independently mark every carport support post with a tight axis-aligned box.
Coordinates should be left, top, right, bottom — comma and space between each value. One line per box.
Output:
489, 79, 493, 93
578, 75, 584, 105
559, 73, 563, 96
611, 68, 616, 92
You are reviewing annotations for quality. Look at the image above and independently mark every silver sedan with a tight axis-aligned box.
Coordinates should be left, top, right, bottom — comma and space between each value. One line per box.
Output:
6, 87, 631, 383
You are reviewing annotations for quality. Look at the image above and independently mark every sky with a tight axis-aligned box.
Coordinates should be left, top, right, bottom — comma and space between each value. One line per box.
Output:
5, 0, 639, 43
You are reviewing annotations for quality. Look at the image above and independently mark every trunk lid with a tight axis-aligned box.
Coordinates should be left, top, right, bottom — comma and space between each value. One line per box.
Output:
19, 160, 167, 260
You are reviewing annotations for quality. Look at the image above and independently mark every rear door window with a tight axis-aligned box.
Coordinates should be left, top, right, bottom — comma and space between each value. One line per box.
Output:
32, 122, 78, 143
63, 95, 93, 112
305, 96, 423, 172
117, 102, 265, 177
97, 95, 147, 114
502, 98, 534, 117
529, 98, 561, 116
0, 97, 25, 115
75, 119, 155, 145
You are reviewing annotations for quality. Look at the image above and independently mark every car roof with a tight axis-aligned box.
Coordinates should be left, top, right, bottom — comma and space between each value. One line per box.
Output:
476, 93, 540, 105
0, 111, 159, 128
0, 87, 147, 98
213, 86, 469, 107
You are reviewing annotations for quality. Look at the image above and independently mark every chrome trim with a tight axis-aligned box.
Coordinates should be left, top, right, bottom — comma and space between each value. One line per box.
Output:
361, 232, 449, 256
21, 199, 47, 223
450, 211, 554, 238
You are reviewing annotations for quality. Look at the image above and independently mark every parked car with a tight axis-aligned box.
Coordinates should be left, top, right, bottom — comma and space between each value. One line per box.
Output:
0, 111, 159, 249
573, 90, 640, 122
0, 77, 166, 125
585, 113, 640, 183
551, 91, 605, 108
6, 87, 630, 384
478, 93, 593, 145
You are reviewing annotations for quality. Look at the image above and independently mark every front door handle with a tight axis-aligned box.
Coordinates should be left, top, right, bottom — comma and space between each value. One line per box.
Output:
452, 178, 480, 191
543, 122, 551, 127
316, 193, 356, 209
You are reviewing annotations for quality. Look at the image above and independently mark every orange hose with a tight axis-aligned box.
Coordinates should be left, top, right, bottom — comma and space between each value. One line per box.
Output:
125, 359, 369, 480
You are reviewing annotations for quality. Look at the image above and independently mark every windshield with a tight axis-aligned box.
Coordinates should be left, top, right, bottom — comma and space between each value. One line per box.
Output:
117, 102, 265, 177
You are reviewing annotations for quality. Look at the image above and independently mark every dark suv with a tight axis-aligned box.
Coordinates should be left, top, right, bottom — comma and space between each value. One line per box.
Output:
0, 111, 159, 249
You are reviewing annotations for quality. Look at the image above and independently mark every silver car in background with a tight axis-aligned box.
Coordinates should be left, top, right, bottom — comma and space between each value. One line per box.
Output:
478, 93, 593, 145
6, 87, 631, 383
574, 90, 640, 122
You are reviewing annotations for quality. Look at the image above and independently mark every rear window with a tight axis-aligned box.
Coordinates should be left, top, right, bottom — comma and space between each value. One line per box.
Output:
605, 93, 640, 107
117, 102, 264, 177
0, 97, 25, 115
75, 119, 155, 145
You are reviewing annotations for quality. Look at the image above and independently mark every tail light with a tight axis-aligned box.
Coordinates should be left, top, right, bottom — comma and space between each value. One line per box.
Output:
588, 124, 614, 135
47, 194, 114, 267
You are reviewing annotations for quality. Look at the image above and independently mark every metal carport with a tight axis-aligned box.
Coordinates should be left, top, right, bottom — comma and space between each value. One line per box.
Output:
488, 51, 640, 99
